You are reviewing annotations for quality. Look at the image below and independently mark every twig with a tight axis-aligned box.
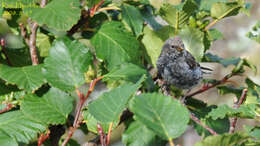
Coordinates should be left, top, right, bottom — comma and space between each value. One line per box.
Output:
67, 0, 106, 36
61, 76, 104, 146
0, 39, 12, 66
106, 123, 113, 145
204, 5, 241, 31
19, 0, 48, 65
38, 130, 50, 146
190, 113, 218, 135
0, 103, 13, 114
97, 6, 120, 12
204, 19, 219, 31
97, 123, 106, 146
28, 21, 39, 65
90, 0, 105, 17
169, 138, 175, 146
229, 89, 248, 133
185, 73, 235, 98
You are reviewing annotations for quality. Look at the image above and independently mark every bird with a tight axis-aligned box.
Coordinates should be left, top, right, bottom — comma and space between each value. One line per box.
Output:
156, 36, 211, 90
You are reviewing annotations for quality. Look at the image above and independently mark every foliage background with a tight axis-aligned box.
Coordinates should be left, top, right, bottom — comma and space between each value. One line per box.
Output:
0, 0, 259, 146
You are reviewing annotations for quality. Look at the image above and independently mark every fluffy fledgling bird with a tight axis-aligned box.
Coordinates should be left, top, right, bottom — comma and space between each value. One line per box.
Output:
156, 36, 207, 90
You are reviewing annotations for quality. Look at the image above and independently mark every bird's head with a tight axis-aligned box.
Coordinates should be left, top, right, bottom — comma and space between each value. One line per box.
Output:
161, 36, 186, 57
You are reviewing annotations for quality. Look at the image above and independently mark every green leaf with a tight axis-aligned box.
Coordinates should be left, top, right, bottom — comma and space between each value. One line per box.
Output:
195, 133, 249, 146
21, 88, 74, 124
104, 63, 147, 83
203, 53, 241, 67
207, 104, 256, 120
179, 26, 204, 61
4, 34, 25, 49
121, 4, 144, 37
130, 93, 190, 140
217, 86, 243, 97
208, 29, 223, 41
159, 0, 197, 29
210, 2, 243, 19
0, 131, 18, 146
44, 37, 93, 91
0, 47, 32, 67
140, 6, 163, 31
122, 121, 165, 146
27, 0, 81, 31
36, 32, 51, 57
188, 104, 230, 137
0, 64, 46, 92
86, 0, 103, 8
141, 26, 174, 67
82, 110, 118, 133
248, 127, 260, 140
246, 20, 260, 43
91, 21, 140, 70
88, 75, 146, 123
198, 0, 227, 11
0, 111, 46, 144
149, 0, 182, 9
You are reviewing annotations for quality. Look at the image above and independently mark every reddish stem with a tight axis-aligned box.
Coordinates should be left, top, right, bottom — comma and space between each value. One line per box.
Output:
229, 89, 248, 133
0, 103, 13, 114
38, 130, 50, 146
106, 123, 113, 145
186, 73, 234, 98
62, 76, 104, 146
97, 123, 106, 146
0, 39, 12, 66
90, 0, 105, 17
190, 113, 218, 135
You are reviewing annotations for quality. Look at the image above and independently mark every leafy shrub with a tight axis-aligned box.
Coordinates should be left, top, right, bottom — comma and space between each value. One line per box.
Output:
0, 0, 259, 146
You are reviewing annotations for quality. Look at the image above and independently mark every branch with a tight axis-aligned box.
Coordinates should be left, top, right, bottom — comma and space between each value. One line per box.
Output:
0, 38, 12, 66
90, 0, 105, 17
97, 6, 120, 12
185, 73, 235, 98
106, 123, 113, 145
20, 0, 48, 65
97, 123, 106, 146
61, 76, 104, 146
0, 103, 14, 114
169, 139, 175, 146
229, 89, 248, 133
28, 21, 39, 65
38, 130, 50, 146
190, 113, 218, 135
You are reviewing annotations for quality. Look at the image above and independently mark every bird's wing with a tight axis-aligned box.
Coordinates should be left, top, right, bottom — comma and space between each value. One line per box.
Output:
185, 52, 199, 69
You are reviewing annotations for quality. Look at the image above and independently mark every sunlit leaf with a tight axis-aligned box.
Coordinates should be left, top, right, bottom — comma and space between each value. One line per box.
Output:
21, 88, 74, 124
0, 64, 46, 92
44, 37, 93, 91
179, 26, 204, 61
159, 0, 197, 29
88, 75, 146, 122
27, 0, 81, 31
142, 26, 174, 67
195, 133, 249, 146
122, 121, 165, 146
0, 111, 46, 144
121, 4, 144, 36
91, 21, 140, 70
130, 93, 190, 139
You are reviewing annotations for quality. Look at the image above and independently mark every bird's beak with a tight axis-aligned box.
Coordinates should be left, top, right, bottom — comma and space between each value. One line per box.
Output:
177, 47, 183, 52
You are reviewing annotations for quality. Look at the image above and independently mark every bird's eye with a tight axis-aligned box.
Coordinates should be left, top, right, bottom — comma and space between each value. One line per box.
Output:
171, 45, 175, 48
